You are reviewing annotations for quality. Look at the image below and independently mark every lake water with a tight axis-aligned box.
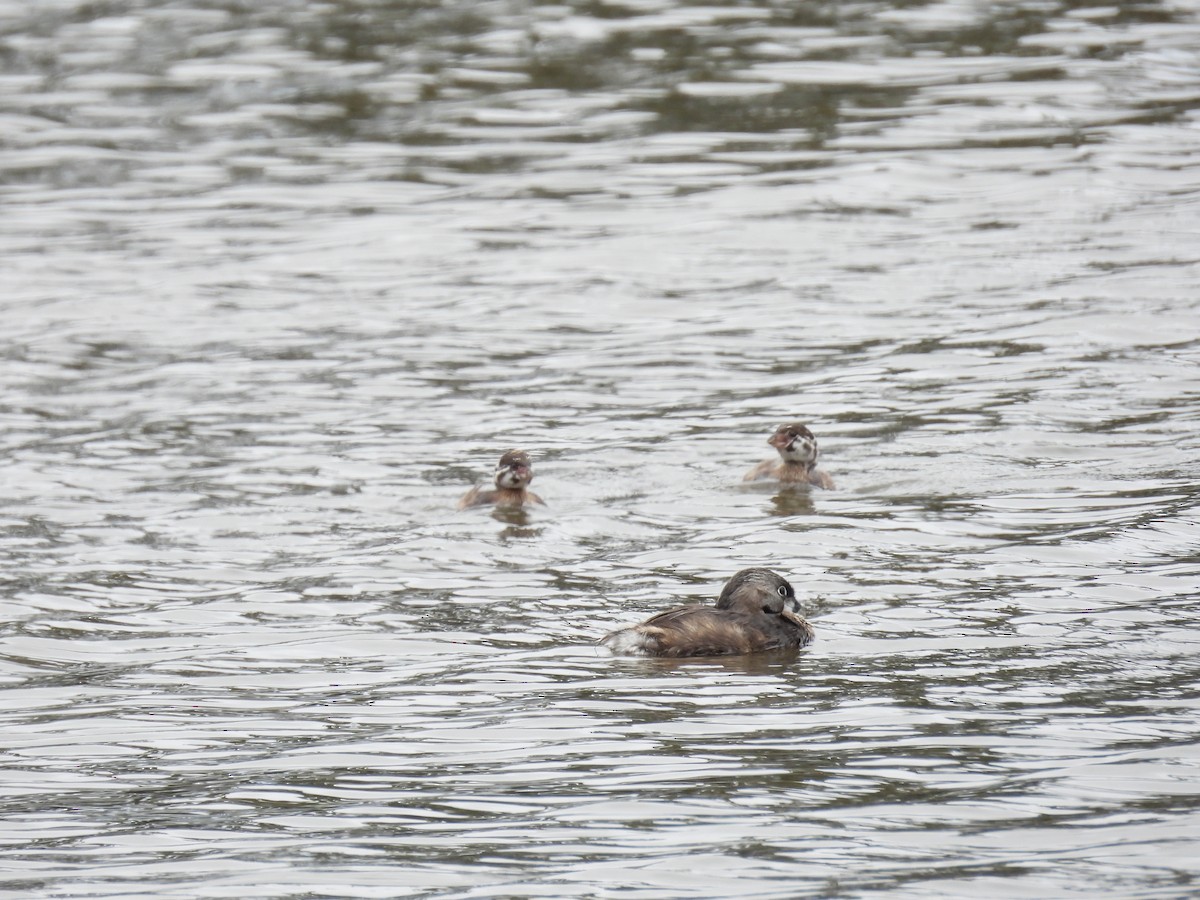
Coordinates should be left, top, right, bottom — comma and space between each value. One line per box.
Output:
3, 1, 1200, 897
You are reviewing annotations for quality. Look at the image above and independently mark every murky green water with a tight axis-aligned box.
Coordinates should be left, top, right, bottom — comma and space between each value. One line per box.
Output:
3, 1, 1200, 897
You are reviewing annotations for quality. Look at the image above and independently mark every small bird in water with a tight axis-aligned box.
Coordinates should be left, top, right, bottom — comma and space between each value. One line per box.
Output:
600, 568, 814, 658
743, 422, 835, 489
458, 449, 546, 509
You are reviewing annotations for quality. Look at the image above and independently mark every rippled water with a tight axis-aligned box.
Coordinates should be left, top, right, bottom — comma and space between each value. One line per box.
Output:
3, 0, 1200, 897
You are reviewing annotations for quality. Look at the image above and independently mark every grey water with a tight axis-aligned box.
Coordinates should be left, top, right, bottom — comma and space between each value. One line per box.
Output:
3, 0, 1200, 897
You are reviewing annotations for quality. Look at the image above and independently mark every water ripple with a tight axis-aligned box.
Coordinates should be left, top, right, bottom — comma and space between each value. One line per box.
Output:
3, 0, 1200, 897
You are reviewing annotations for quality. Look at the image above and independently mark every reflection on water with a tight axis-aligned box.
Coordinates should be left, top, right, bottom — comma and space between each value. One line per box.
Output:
3, 0, 1200, 898
767, 487, 819, 518
490, 505, 543, 535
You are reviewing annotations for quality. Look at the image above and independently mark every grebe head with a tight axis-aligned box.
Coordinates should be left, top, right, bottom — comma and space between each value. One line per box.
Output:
494, 449, 534, 490
768, 423, 819, 468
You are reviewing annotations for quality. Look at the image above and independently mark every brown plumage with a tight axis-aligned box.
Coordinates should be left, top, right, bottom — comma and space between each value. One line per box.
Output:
601, 568, 814, 658
458, 449, 546, 510
743, 422, 835, 489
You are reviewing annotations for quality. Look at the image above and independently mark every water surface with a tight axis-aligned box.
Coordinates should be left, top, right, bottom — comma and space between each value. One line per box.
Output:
3, 0, 1200, 897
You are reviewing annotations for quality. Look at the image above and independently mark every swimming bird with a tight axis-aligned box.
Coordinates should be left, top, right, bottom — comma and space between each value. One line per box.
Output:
458, 449, 546, 509
743, 422, 835, 489
601, 568, 814, 658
